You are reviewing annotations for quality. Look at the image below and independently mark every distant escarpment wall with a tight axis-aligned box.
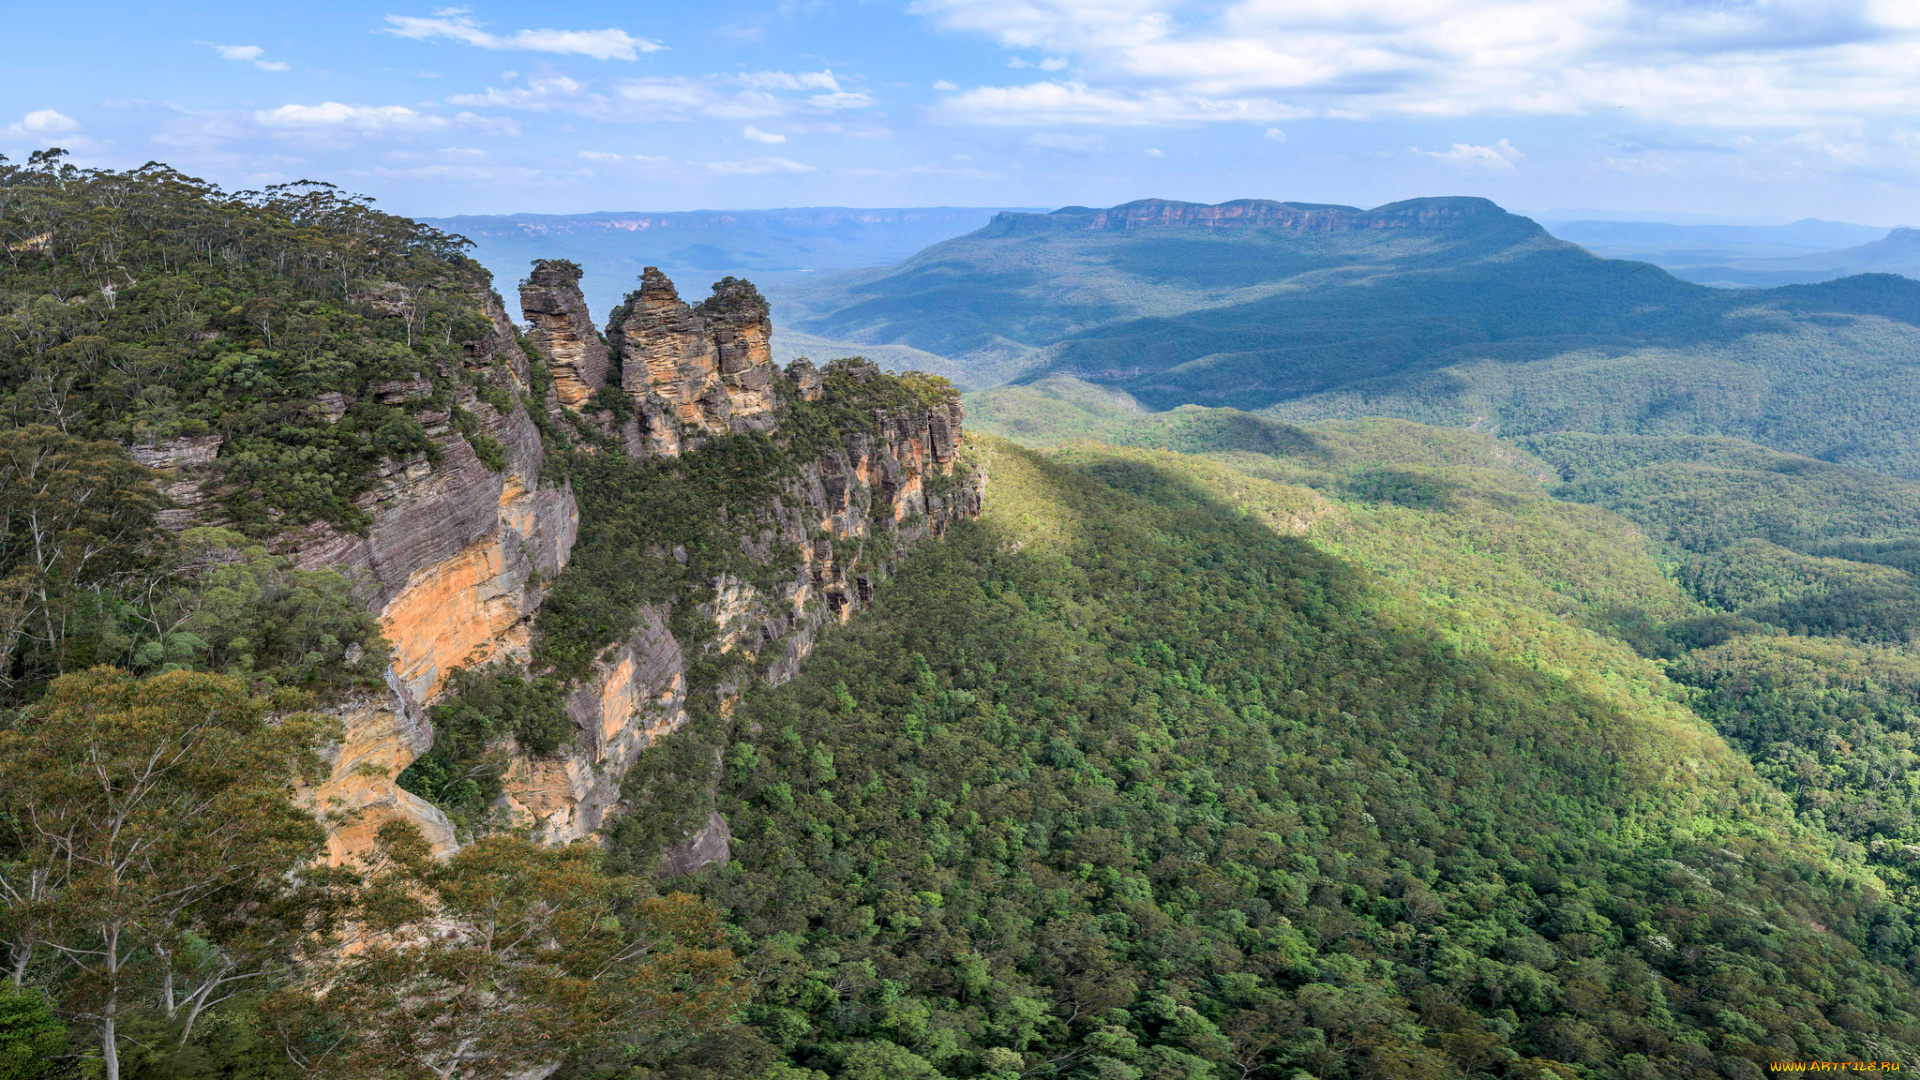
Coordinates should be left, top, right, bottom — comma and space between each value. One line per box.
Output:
991, 195, 1529, 235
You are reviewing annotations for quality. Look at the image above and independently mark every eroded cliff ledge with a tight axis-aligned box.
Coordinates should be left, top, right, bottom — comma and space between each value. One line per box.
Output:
265, 264, 979, 870
286, 287, 578, 861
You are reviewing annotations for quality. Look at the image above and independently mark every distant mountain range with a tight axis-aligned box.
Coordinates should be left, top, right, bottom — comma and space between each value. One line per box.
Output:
421, 206, 1038, 319
1546, 217, 1920, 287
772, 196, 1920, 475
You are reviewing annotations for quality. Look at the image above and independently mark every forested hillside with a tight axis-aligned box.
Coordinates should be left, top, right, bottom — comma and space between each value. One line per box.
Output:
0, 149, 497, 701
639, 432, 1920, 1078
785, 199, 1920, 477
11, 152, 1920, 1080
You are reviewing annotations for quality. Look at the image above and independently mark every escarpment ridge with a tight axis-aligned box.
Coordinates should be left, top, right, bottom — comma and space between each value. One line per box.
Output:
994, 195, 1537, 235
292, 261, 980, 866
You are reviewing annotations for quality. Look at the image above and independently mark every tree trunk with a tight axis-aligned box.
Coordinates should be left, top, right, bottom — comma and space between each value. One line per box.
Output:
101, 1004, 119, 1080
8, 939, 29, 986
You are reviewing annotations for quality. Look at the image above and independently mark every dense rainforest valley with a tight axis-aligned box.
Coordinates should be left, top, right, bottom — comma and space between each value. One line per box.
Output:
8, 155, 1920, 1080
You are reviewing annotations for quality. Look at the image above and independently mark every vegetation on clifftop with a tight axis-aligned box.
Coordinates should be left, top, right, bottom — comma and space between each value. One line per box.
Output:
649, 436, 1920, 1079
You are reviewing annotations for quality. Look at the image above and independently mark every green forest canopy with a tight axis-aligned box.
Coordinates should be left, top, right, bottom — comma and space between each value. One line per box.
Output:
11, 159, 1920, 1080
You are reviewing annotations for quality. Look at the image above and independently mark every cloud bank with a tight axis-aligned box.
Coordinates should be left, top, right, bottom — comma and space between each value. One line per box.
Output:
383, 12, 663, 61
912, 0, 1920, 127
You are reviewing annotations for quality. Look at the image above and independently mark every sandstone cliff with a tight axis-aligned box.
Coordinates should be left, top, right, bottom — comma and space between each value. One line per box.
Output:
604, 269, 779, 457
199, 266, 977, 870
505, 356, 980, 853
279, 287, 578, 860
519, 260, 610, 409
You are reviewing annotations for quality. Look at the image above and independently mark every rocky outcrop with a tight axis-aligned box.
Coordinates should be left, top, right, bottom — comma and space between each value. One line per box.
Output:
501, 606, 688, 844
519, 260, 610, 408
494, 352, 981, 856
227, 265, 977, 869
302, 684, 456, 867
277, 288, 578, 860
661, 811, 732, 877
605, 270, 779, 457
130, 435, 224, 530
279, 292, 578, 704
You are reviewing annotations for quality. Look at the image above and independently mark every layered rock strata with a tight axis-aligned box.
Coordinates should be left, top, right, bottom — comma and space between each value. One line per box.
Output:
174, 265, 975, 869
280, 288, 578, 859
500, 356, 980, 852
519, 260, 610, 408
605, 269, 778, 457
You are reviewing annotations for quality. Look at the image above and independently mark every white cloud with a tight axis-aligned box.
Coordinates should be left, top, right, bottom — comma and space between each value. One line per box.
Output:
213, 44, 290, 71
1026, 131, 1104, 150
255, 102, 448, 130
575, 150, 672, 169
809, 91, 876, 110
934, 81, 1308, 126
908, 0, 1920, 128
1145, 146, 1163, 156
737, 70, 841, 92
933, 80, 959, 91
1008, 56, 1071, 71
1415, 138, 1525, 169
743, 125, 786, 143
1264, 127, 1286, 142
706, 156, 816, 176
383, 13, 662, 60
8, 109, 80, 135
450, 70, 873, 123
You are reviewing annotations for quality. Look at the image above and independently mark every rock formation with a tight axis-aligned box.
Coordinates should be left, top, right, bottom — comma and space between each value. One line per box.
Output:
605, 269, 779, 456
519, 260, 610, 408
158, 266, 977, 871
275, 288, 578, 860
499, 356, 980, 851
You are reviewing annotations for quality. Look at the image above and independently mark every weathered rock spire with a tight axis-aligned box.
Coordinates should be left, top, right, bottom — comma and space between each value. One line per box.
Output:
605, 268, 778, 456
519, 259, 610, 408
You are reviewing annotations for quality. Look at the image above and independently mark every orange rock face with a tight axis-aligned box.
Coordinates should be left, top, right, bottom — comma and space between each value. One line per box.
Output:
302, 696, 457, 865
282, 274, 977, 873
281, 289, 577, 863
379, 474, 573, 702
520, 260, 610, 408
499, 607, 689, 844
606, 269, 779, 457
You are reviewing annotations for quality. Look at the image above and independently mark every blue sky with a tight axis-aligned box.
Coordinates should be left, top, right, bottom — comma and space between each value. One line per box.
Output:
5, 1, 1920, 223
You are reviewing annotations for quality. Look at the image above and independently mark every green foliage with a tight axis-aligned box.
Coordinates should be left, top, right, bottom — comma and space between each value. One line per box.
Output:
0, 421, 385, 703
161, 528, 389, 694
0, 424, 167, 691
0, 155, 503, 531
536, 359, 954, 682
396, 665, 572, 829
1675, 635, 1920, 872
0, 667, 344, 1080
533, 433, 791, 681
261, 822, 746, 1080
961, 376, 1149, 447
683, 437, 1920, 1078
1266, 312, 1920, 478
0, 985, 63, 1080
788, 199, 1920, 465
